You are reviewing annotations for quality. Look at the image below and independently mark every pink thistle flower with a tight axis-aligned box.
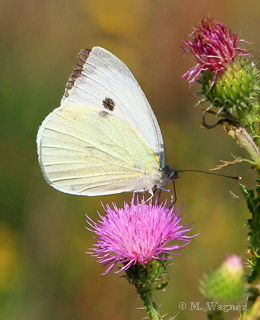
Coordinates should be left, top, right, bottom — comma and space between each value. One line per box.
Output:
223, 254, 244, 276
86, 196, 196, 275
182, 17, 251, 85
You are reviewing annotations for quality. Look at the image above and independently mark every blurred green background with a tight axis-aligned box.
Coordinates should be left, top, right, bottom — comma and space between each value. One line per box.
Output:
1, 0, 260, 319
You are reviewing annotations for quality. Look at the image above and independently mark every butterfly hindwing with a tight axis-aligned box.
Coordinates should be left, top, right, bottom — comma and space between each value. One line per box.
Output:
37, 104, 161, 195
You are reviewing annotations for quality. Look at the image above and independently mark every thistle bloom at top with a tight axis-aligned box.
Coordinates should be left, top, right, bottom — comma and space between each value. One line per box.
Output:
86, 196, 195, 275
182, 18, 251, 84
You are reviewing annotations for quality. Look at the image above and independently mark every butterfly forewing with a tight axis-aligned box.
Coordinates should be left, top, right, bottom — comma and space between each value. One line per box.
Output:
61, 47, 165, 167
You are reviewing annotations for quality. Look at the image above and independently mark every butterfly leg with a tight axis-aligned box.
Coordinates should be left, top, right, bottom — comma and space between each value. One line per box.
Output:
157, 181, 177, 208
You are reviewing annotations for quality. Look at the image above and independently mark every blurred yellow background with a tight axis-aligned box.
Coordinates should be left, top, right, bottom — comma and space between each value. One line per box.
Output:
1, 0, 260, 319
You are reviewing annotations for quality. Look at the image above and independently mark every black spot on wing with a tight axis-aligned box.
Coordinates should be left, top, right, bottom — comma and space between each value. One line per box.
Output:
103, 97, 115, 111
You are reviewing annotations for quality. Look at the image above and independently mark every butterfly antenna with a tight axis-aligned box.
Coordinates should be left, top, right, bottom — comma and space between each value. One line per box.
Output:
177, 169, 241, 181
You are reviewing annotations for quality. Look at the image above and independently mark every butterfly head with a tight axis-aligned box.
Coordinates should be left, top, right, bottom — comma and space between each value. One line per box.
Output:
161, 165, 179, 185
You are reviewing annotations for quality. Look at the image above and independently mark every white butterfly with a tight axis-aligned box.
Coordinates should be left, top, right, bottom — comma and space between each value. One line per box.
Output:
37, 47, 178, 198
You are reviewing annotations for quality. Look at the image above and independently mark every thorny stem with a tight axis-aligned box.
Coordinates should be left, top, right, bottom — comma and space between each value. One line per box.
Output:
142, 291, 163, 320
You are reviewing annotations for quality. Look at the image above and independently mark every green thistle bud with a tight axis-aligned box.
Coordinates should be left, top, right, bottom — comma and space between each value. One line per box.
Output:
199, 58, 260, 121
201, 255, 246, 300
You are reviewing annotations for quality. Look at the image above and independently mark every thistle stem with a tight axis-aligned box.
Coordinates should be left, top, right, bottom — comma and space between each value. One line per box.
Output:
141, 291, 162, 320
240, 182, 260, 284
